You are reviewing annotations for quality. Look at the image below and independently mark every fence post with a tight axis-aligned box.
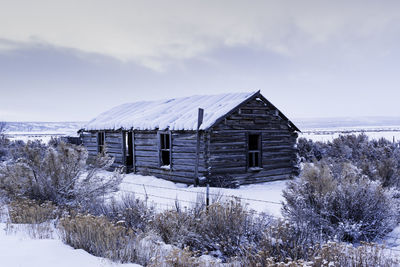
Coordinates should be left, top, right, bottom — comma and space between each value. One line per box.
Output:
206, 183, 210, 208
142, 184, 148, 206
194, 108, 204, 187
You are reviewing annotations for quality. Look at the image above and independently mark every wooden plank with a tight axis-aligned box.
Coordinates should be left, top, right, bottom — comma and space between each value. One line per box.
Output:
172, 140, 197, 146
105, 148, 124, 154
135, 145, 157, 151
210, 166, 246, 174
135, 150, 158, 157
136, 166, 206, 179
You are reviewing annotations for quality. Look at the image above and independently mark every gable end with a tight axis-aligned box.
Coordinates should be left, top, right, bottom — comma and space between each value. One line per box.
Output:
206, 91, 300, 132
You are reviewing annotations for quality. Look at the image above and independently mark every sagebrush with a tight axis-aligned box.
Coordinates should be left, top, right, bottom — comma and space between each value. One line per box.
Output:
0, 141, 123, 208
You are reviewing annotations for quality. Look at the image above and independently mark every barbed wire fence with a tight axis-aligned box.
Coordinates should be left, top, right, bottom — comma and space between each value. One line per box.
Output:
117, 180, 400, 253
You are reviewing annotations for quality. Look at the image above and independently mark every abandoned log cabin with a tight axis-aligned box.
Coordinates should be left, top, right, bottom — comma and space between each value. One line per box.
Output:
79, 91, 300, 185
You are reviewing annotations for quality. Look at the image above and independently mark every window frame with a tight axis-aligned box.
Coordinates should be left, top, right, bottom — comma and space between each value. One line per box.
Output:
97, 131, 105, 154
246, 132, 262, 170
158, 131, 172, 168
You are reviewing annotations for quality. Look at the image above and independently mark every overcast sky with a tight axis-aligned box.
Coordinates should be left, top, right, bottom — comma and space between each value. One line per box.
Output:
1, 0, 400, 122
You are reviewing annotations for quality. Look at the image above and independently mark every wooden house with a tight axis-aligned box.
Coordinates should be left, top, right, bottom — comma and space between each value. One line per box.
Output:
79, 91, 300, 185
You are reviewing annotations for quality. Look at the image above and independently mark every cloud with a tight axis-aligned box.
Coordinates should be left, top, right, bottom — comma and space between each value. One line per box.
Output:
0, 0, 399, 70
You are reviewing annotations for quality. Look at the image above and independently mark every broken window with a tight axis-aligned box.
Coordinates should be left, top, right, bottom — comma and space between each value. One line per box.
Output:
248, 133, 261, 168
97, 132, 105, 153
159, 133, 171, 167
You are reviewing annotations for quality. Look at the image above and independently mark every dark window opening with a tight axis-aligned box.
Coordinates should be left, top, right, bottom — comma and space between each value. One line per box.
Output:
125, 132, 134, 167
98, 132, 105, 153
159, 133, 171, 166
248, 134, 261, 168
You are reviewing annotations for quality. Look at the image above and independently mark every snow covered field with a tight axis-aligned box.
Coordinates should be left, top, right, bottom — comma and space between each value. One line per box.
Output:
3, 172, 400, 264
300, 126, 400, 142
3, 122, 83, 143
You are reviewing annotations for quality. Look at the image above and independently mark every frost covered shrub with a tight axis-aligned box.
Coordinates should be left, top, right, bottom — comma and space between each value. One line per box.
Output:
59, 214, 137, 263
0, 141, 123, 207
298, 134, 400, 188
153, 198, 272, 260
197, 198, 271, 258
8, 198, 57, 224
283, 162, 399, 243
164, 247, 199, 267
297, 137, 327, 162
240, 239, 399, 267
0, 121, 10, 161
238, 218, 320, 265
152, 209, 199, 249
313, 241, 399, 267
92, 194, 154, 232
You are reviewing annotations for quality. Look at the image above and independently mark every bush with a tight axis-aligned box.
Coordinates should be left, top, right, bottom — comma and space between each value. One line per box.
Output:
59, 214, 136, 263
297, 137, 327, 162
283, 162, 399, 244
8, 198, 57, 224
0, 121, 10, 161
152, 198, 273, 261
91, 194, 154, 232
164, 247, 199, 267
5, 198, 58, 239
240, 240, 399, 266
248, 219, 318, 263
298, 134, 400, 188
313, 241, 399, 267
0, 141, 123, 208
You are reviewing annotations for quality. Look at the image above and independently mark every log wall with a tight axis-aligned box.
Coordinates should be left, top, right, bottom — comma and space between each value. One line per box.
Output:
81, 130, 208, 184
81, 131, 124, 168
208, 97, 298, 185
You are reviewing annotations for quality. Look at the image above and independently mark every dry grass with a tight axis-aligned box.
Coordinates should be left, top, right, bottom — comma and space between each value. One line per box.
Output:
58, 214, 137, 263
8, 198, 57, 224
239, 239, 399, 267
313, 241, 399, 267
5, 198, 58, 239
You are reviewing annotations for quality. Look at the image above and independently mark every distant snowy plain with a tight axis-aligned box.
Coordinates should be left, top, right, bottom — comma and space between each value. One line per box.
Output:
5, 120, 400, 143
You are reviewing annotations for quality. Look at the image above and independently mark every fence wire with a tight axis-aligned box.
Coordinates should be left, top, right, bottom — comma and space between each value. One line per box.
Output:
119, 181, 400, 254
120, 181, 282, 205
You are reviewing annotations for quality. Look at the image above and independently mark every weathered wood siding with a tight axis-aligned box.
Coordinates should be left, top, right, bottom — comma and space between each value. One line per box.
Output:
81, 131, 124, 168
81, 131, 98, 157
208, 97, 298, 184
104, 131, 124, 167
134, 131, 207, 184
81, 130, 208, 184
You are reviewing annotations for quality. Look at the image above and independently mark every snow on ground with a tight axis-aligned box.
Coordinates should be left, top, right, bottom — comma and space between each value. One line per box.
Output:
117, 173, 288, 218
0, 223, 142, 267
300, 126, 400, 142
6, 132, 67, 143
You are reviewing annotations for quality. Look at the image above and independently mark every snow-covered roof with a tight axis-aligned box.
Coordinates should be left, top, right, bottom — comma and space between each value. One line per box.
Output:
83, 91, 259, 131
